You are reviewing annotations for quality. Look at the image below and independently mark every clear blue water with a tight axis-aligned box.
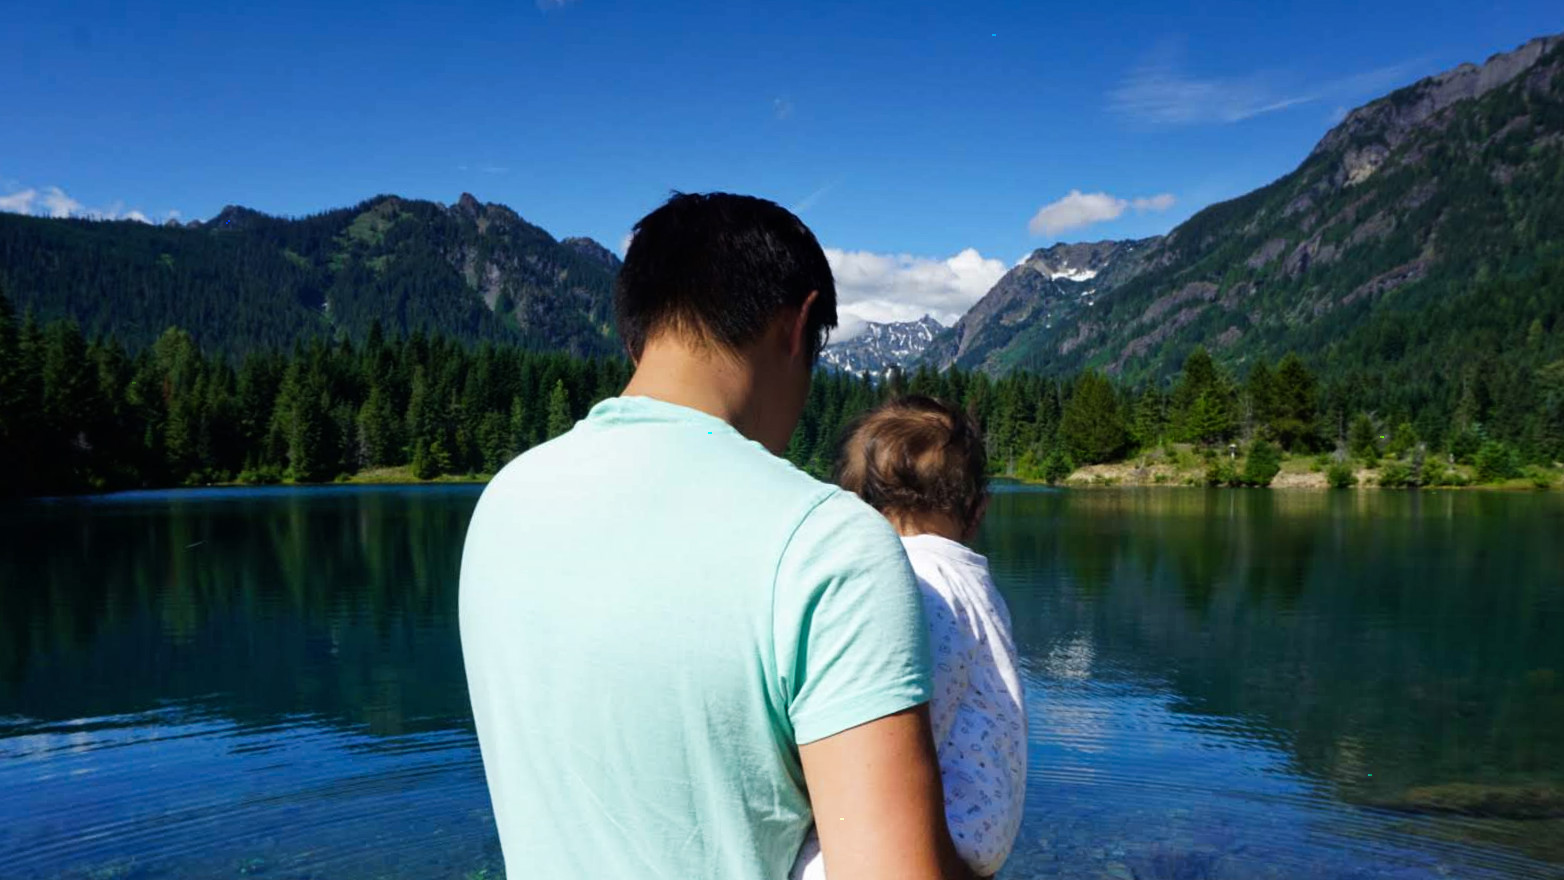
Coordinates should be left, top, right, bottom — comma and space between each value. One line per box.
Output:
3, 485, 1562, 879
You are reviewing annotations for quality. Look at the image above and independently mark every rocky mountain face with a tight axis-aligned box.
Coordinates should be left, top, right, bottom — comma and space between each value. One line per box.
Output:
821, 315, 946, 377
0, 192, 622, 356
934, 33, 1564, 382
919, 238, 1158, 372
561, 236, 623, 273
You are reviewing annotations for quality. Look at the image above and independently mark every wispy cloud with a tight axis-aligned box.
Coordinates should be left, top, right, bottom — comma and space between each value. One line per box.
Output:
536, 0, 579, 10
791, 179, 839, 215
618, 231, 634, 258
824, 247, 1007, 341
1028, 189, 1176, 238
1110, 43, 1422, 127
773, 96, 795, 120
0, 183, 163, 223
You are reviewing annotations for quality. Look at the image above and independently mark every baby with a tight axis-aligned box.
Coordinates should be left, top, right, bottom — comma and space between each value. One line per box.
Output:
792, 394, 1028, 880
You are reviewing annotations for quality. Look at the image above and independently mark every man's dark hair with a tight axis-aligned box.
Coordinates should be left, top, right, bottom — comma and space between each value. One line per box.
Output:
834, 395, 989, 530
616, 192, 838, 362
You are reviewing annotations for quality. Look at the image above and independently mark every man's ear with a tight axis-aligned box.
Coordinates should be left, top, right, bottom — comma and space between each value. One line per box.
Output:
788, 290, 821, 362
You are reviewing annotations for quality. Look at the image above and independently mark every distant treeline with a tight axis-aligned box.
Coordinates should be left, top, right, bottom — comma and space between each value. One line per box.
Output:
2, 285, 1561, 497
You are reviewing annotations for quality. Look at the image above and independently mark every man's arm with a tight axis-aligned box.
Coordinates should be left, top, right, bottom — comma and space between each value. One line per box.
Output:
799, 704, 980, 880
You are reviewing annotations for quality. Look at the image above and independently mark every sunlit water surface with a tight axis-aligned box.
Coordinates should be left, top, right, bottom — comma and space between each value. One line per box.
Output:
3, 485, 1562, 879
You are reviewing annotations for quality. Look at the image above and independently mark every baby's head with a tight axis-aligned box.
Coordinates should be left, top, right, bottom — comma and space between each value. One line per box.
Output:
834, 394, 989, 542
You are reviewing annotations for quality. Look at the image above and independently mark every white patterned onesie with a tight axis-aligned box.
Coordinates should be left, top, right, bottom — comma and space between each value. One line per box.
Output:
791, 533, 1028, 879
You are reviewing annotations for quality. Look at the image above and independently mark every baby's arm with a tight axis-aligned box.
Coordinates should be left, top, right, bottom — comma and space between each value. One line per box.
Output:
939, 579, 1027, 877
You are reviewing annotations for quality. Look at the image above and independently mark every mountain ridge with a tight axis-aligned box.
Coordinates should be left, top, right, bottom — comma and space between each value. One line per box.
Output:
923, 31, 1564, 387
821, 315, 946, 377
0, 192, 623, 357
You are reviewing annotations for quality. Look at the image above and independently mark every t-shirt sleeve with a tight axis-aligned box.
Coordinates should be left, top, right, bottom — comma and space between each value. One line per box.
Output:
774, 491, 933, 746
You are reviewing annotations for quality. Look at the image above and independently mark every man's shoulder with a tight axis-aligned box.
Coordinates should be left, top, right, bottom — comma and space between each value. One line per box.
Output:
480, 419, 859, 539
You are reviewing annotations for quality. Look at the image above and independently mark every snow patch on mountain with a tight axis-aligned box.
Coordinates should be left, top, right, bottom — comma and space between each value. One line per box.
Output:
820, 315, 947, 377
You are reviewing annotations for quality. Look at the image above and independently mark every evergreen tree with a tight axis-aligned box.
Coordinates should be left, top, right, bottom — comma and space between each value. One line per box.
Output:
1241, 440, 1283, 487
1348, 413, 1381, 464
1131, 387, 1167, 450
1245, 359, 1277, 439
1271, 354, 1319, 451
0, 287, 22, 496
356, 385, 401, 468
1386, 421, 1420, 459
546, 379, 573, 439
1059, 371, 1128, 464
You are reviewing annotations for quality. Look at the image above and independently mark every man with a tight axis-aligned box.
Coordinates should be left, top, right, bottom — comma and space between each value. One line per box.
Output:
460, 192, 977, 880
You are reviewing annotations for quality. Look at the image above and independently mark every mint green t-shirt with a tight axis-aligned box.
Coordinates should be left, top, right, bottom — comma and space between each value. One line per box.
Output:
459, 395, 933, 880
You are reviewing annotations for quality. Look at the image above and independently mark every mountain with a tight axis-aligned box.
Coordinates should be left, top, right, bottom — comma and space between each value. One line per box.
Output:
821, 315, 947, 377
929, 33, 1564, 387
0, 192, 622, 357
919, 239, 1158, 372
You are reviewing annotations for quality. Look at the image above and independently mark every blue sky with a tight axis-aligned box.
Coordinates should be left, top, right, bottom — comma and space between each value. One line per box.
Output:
4, 0, 1561, 336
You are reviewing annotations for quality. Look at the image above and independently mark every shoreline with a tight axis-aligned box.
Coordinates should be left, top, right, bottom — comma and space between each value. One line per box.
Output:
1006, 454, 1559, 491
224, 459, 1559, 493
27, 457, 1562, 498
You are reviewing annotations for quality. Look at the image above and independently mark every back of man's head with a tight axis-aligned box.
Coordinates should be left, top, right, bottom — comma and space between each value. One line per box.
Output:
616, 192, 838, 363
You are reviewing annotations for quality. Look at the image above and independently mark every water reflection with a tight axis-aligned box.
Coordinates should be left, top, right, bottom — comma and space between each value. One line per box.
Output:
0, 487, 499, 880
1, 486, 1561, 879
982, 488, 1564, 877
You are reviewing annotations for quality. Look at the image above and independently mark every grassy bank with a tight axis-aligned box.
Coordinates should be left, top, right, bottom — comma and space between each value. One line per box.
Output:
222, 465, 492, 488
1016, 444, 1563, 490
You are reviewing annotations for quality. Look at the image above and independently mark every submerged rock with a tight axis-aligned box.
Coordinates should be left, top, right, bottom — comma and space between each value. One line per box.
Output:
1365, 783, 1564, 819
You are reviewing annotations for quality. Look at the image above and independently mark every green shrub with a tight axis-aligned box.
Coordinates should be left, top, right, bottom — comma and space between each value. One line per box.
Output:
1041, 449, 1075, 485
1377, 460, 1413, 488
1524, 466, 1556, 490
1206, 459, 1239, 487
1326, 461, 1357, 488
237, 464, 283, 485
1448, 425, 1483, 464
1240, 440, 1283, 487
1420, 460, 1452, 486
1474, 442, 1521, 483
1349, 413, 1381, 464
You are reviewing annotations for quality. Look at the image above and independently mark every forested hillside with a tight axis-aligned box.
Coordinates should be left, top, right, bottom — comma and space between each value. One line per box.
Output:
925, 34, 1564, 455
7, 278, 1556, 498
0, 193, 621, 357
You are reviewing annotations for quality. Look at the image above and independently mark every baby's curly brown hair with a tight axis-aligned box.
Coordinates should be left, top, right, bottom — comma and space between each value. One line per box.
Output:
833, 394, 988, 530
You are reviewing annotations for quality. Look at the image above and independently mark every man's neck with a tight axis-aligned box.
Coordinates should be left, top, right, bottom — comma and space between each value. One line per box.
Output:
621, 338, 769, 445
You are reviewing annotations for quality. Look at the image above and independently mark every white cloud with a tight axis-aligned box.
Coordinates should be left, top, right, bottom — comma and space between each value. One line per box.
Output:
773, 96, 794, 120
1110, 45, 1421, 127
824, 247, 1007, 341
1027, 189, 1175, 237
618, 231, 634, 258
0, 182, 159, 223
536, 0, 579, 9
0, 188, 37, 214
40, 186, 84, 218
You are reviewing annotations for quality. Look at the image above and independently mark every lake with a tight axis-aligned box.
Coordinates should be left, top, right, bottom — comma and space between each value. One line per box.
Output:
3, 485, 1562, 880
